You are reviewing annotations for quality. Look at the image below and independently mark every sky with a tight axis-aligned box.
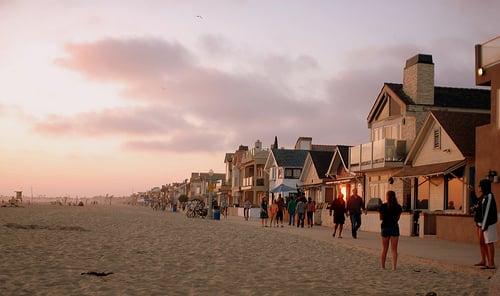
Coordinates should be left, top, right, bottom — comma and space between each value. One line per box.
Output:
1, 0, 499, 197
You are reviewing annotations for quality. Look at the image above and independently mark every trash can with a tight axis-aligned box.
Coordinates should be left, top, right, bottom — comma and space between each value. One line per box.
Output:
172, 204, 177, 212
213, 209, 221, 220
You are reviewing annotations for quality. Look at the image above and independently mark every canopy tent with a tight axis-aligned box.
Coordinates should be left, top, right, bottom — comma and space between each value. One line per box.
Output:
270, 183, 296, 193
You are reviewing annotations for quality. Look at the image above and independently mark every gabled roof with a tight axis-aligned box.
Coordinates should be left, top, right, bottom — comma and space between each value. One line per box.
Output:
431, 111, 490, 157
309, 150, 334, 179
385, 83, 490, 109
311, 144, 337, 152
271, 149, 308, 168
405, 111, 490, 164
327, 145, 353, 177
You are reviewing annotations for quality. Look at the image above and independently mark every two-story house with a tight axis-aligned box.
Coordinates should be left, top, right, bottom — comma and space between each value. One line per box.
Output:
265, 148, 308, 201
188, 172, 225, 201
239, 140, 270, 206
349, 53, 490, 236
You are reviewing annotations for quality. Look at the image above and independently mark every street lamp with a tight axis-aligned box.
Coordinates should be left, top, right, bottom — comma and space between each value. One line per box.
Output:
208, 169, 214, 219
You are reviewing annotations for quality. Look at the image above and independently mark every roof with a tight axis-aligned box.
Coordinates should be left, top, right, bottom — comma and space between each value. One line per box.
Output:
309, 150, 334, 178
311, 144, 337, 152
272, 149, 308, 167
393, 160, 465, 178
385, 83, 490, 110
336, 145, 350, 164
431, 111, 490, 156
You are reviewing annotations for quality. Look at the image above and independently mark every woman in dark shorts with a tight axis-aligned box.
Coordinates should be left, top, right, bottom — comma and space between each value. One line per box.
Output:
379, 190, 402, 270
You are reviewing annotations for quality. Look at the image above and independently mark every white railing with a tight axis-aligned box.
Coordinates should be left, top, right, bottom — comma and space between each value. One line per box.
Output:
243, 177, 253, 187
349, 139, 406, 171
480, 36, 500, 68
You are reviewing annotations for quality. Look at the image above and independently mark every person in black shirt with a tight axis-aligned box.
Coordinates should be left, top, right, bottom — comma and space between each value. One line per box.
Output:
329, 193, 347, 238
478, 179, 497, 269
379, 190, 402, 270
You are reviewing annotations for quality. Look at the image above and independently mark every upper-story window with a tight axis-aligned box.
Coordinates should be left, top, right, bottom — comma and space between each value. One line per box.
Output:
285, 168, 293, 178
372, 124, 401, 141
433, 127, 441, 149
293, 169, 301, 178
271, 167, 276, 181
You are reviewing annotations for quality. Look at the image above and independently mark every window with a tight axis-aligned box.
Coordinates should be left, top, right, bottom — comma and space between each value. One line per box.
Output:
284, 168, 293, 178
271, 167, 276, 181
293, 169, 301, 179
433, 128, 441, 149
417, 177, 429, 209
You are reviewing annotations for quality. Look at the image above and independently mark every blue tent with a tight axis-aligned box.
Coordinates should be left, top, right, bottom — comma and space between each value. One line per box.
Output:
270, 183, 296, 193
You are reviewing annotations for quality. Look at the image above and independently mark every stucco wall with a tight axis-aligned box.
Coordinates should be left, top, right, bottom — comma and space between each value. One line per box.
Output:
436, 214, 500, 246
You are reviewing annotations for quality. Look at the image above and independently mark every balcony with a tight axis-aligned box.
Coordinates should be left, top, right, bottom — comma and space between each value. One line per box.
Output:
243, 177, 253, 187
241, 176, 265, 188
349, 139, 406, 172
478, 36, 500, 69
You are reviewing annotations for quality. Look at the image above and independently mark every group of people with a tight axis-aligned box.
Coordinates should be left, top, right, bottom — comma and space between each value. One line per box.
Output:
329, 188, 366, 239
256, 194, 317, 228
242, 179, 498, 271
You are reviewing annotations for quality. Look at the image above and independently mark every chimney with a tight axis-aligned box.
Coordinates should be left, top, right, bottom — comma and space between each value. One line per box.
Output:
255, 140, 262, 150
403, 54, 434, 105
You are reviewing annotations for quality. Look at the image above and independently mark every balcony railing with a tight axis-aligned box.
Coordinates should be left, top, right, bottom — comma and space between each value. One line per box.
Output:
241, 176, 265, 187
479, 36, 500, 69
243, 177, 253, 187
349, 139, 406, 172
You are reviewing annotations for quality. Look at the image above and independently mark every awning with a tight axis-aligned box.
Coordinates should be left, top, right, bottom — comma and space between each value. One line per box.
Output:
392, 160, 466, 178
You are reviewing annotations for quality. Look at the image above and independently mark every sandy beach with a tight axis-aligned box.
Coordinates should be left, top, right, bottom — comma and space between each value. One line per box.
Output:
0, 205, 492, 295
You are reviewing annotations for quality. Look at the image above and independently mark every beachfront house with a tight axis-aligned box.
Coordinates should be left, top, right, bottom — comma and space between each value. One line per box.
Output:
392, 111, 489, 240
264, 147, 308, 201
188, 172, 225, 201
238, 140, 270, 206
348, 53, 490, 236
299, 150, 335, 205
229, 145, 248, 207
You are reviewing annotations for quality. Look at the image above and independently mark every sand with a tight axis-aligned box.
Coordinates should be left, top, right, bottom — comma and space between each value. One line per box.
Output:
0, 204, 492, 295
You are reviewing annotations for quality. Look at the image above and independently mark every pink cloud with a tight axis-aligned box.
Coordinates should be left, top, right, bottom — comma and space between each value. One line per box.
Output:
43, 36, 485, 152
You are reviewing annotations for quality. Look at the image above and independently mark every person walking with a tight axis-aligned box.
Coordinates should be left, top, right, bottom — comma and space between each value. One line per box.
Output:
296, 196, 306, 228
330, 193, 347, 238
269, 200, 279, 227
260, 197, 269, 227
276, 195, 285, 227
379, 190, 402, 270
347, 188, 366, 239
306, 197, 316, 228
220, 196, 228, 219
243, 199, 251, 221
287, 196, 297, 226
478, 179, 497, 270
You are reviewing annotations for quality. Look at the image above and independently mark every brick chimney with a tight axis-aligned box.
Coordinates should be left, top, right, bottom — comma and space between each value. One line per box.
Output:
403, 54, 434, 105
